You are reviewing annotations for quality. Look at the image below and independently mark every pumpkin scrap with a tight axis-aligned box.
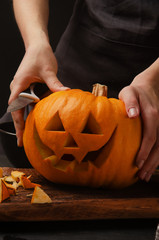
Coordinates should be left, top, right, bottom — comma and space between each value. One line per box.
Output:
0, 169, 46, 203
0, 179, 10, 203
31, 186, 52, 204
3, 181, 16, 196
11, 171, 26, 182
3, 171, 27, 190
3, 176, 18, 190
20, 175, 41, 189
4, 175, 15, 183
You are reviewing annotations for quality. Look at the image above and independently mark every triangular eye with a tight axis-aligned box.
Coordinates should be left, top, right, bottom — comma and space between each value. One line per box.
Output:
64, 133, 78, 148
45, 111, 65, 131
81, 113, 102, 134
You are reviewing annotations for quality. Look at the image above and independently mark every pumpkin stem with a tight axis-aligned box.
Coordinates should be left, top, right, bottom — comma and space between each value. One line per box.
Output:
92, 83, 108, 97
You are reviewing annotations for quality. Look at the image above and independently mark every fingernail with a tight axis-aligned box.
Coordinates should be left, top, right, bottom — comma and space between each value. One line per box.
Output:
60, 87, 70, 91
137, 160, 145, 169
128, 107, 138, 118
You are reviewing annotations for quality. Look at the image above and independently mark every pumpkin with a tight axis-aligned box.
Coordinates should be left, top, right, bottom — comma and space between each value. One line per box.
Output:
23, 84, 142, 188
0, 179, 10, 203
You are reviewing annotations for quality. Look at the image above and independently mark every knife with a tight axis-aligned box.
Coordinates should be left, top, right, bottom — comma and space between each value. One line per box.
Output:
7, 83, 49, 112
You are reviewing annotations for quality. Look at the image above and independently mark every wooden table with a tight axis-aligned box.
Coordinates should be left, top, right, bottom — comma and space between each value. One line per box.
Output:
1, 167, 159, 222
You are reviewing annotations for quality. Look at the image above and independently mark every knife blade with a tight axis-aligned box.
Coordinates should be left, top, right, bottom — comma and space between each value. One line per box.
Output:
7, 96, 36, 112
7, 83, 49, 113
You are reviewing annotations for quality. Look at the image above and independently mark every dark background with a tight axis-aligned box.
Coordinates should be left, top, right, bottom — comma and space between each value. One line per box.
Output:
0, 2, 158, 239
0, 0, 75, 118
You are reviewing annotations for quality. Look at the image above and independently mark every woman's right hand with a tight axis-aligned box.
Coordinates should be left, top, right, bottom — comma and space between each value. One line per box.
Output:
9, 42, 69, 147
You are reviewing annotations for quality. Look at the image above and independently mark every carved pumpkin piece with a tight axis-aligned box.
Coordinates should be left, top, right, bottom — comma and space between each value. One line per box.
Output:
23, 84, 142, 188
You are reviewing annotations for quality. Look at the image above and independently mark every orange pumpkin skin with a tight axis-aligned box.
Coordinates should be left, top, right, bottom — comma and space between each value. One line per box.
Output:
23, 89, 142, 188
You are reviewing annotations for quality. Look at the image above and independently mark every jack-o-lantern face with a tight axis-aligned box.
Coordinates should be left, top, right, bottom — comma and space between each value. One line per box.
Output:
34, 110, 116, 172
23, 85, 142, 188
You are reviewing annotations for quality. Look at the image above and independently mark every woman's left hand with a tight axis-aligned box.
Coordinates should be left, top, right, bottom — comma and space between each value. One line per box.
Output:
119, 58, 159, 182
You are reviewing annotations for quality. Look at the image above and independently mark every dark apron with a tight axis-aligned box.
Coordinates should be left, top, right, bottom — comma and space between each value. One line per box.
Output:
1, 0, 159, 167
55, 0, 159, 98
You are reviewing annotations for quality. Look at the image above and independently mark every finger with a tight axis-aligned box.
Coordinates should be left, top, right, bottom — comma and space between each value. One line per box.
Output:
11, 109, 25, 147
138, 135, 159, 182
118, 86, 140, 118
42, 72, 70, 92
9, 76, 44, 104
8, 85, 22, 104
136, 105, 157, 169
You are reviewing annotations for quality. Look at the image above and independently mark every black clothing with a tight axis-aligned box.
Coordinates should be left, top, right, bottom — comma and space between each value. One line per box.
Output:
55, 0, 159, 98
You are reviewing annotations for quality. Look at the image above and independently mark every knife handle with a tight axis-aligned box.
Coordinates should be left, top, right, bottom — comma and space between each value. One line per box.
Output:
19, 83, 50, 101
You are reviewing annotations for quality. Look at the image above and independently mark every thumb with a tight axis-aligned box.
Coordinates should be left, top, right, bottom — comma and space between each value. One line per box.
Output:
118, 86, 140, 118
44, 73, 70, 92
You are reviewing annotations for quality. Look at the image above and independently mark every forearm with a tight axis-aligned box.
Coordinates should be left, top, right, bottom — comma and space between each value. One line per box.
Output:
132, 57, 159, 88
13, 0, 50, 49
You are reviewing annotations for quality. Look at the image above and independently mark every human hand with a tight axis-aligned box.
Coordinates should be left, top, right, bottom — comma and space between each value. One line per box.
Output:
119, 60, 159, 182
9, 43, 69, 146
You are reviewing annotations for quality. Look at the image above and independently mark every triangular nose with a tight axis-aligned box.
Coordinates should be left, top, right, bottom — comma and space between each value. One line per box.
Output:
64, 133, 78, 148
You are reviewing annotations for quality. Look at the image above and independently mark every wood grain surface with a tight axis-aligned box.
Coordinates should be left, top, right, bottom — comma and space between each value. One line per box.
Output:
0, 167, 159, 222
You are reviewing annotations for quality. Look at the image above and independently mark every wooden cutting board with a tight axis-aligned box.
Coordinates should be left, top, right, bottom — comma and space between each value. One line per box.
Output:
0, 167, 159, 221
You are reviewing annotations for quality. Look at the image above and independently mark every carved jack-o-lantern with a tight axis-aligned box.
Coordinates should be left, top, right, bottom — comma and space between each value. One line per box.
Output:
23, 84, 142, 188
